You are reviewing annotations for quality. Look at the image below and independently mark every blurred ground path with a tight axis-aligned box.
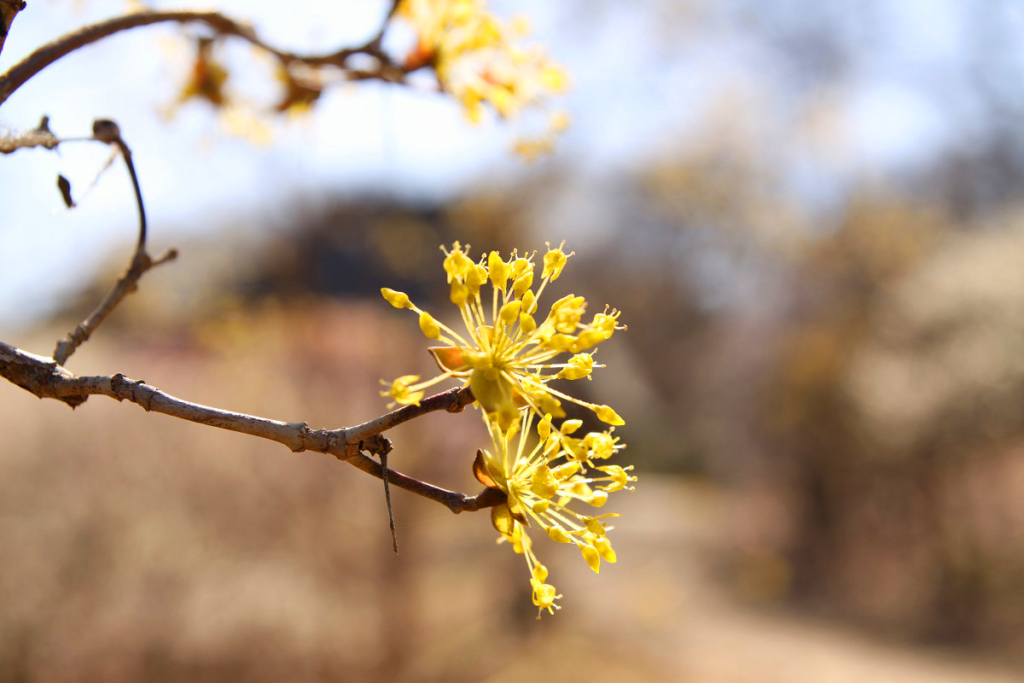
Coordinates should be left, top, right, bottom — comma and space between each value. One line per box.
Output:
2, 318, 1022, 682
603, 477, 1023, 683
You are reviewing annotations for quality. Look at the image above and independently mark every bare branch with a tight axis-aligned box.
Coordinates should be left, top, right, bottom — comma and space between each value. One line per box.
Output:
379, 446, 399, 553
52, 119, 177, 366
0, 9, 407, 108
364, 0, 403, 53
0, 0, 25, 59
0, 2, 506, 520
0, 341, 500, 513
0, 116, 58, 154
346, 386, 476, 444
345, 452, 507, 513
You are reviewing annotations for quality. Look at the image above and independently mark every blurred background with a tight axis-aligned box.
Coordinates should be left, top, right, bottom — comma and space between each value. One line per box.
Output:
3, 0, 1024, 681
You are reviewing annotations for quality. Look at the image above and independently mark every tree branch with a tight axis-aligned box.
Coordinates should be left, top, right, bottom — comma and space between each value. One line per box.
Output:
0, 2, 508, 520
345, 451, 507, 513
0, 115, 58, 154
345, 385, 477, 444
0, 341, 498, 513
0, 0, 25, 60
0, 8, 407, 108
52, 119, 177, 366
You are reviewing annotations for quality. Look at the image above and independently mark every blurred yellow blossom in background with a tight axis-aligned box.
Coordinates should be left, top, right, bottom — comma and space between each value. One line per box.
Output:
397, 0, 570, 155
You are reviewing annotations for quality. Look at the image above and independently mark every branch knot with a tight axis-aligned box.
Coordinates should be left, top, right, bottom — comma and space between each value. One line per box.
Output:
110, 372, 151, 409
359, 434, 392, 458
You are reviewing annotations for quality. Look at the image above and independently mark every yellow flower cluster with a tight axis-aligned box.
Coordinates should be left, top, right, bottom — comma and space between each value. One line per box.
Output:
477, 412, 635, 615
176, 38, 228, 108
380, 241, 624, 429
380, 242, 635, 616
397, 0, 570, 148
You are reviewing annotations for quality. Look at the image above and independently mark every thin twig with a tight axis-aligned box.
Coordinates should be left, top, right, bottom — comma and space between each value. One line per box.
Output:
380, 446, 399, 553
345, 451, 507, 513
346, 386, 476, 444
52, 119, 177, 366
0, 115, 59, 154
364, 0, 403, 52
0, 341, 500, 514
0, 9, 407, 108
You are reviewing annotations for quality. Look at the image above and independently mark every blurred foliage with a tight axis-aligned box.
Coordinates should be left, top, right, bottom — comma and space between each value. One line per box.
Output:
102, 141, 1024, 657
8, 0, 1024, 679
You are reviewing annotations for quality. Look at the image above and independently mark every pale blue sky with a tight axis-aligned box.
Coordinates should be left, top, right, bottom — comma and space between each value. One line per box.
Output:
1, 0, 1018, 331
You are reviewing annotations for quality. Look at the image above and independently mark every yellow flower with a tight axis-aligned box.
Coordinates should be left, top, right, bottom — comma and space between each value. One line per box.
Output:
397, 0, 569, 130
380, 242, 626, 429
477, 411, 636, 617
177, 38, 229, 108
379, 375, 425, 408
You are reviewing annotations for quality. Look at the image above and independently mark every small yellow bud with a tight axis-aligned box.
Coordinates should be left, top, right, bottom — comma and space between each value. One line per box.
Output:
595, 404, 625, 426
560, 419, 583, 435
498, 300, 522, 325
381, 288, 411, 309
537, 413, 554, 439
513, 270, 534, 297
545, 334, 576, 352
488, 251, 510, 289
546, 525, 572, 544
594, 536, 617, 563
450, 281, 469, 305
419, 312, 441, 339
520, 289, 538, 314
519, 313, 537, 334
491, 503, 515, 536
467, 263, 488, 289
581, 543, 601, 573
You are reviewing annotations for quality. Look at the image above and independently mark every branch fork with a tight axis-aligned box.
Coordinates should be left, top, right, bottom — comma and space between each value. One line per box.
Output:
0, 2, 504, 555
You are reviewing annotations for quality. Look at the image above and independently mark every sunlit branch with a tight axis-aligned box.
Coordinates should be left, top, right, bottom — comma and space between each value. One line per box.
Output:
0, 115, 58, 154
0, 0, 24, 59
346, 386, 477, 444
0, 341, 501, 513
0, 8, 407, 108
52, 119, 177, 366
